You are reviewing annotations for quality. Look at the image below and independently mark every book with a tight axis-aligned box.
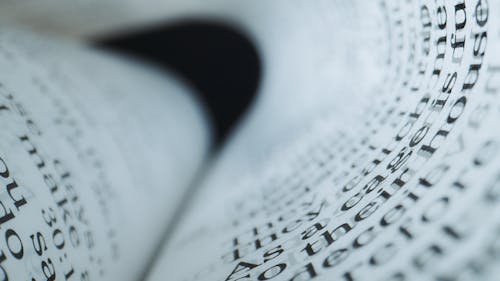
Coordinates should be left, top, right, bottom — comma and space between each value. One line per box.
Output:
0, 0, 499, 280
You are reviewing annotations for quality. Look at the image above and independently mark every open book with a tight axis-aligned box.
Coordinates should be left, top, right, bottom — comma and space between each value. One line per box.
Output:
0, 0, 499, 280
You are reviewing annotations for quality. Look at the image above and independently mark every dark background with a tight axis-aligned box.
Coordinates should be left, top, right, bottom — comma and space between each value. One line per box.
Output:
98, 21, 261, 146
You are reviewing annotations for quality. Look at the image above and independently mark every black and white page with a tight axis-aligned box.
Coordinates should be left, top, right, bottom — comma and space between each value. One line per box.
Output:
145, 1, 500, 280
0, 28, 210, 281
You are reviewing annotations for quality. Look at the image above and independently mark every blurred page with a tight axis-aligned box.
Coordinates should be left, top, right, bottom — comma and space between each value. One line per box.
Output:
0, 27, 209, 281
146, 0, 500, 280
0, 0, 372, 161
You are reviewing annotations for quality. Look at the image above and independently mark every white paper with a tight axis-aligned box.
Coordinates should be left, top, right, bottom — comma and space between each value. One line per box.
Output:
147, 1, 500, 280
0, 27, 210, 281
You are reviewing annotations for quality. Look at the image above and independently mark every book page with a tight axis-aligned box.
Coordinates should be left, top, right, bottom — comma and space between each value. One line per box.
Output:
0, 27, 210, 281
146, 0, 500, 280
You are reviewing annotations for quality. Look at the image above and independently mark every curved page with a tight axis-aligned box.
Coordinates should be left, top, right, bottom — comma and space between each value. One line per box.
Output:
147, 1, 500, 281
0, 28, 210, 281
